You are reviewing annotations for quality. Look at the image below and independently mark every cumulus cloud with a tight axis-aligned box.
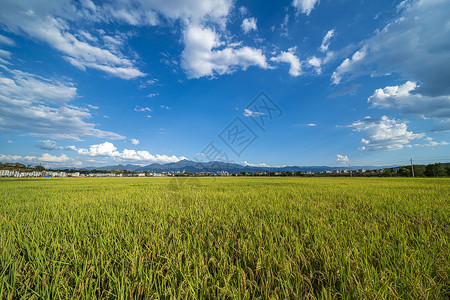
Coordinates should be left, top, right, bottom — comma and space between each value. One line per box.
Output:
242, 161, 270, 168
307, 56, 322, 74
0, 153, 78, 165
348, 116, 424, 151
131, 138, 139, 145
39, 153, 71, 163
0, 64, 124, 140
331, 0, 450, 97
332, 47, 367, 84
0, 0, 233, 80
36, 140, 65, 150
1, 0, 270, 80
241, 161, 285, 168
336, 154, 349, 163
181, 25, 268, 78
0, 154, 23, 162
77, 141, 186, 163
368, 81, 450, 119
292, 0, 320, 15
270, 47, 301, 77
241, 18, 257, 33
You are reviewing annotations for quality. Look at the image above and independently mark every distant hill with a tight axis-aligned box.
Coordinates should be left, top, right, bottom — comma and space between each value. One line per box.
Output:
83, 159, 388, 173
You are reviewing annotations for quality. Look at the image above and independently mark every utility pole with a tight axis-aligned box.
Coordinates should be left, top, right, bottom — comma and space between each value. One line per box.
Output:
349, 164, 352, 177
410, 158, 415, 178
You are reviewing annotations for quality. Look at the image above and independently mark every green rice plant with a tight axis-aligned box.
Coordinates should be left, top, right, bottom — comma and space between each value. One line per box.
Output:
0, 177, 449, 299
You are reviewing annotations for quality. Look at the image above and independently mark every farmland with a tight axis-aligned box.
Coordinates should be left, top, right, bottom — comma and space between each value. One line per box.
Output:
0, 177, 449, 298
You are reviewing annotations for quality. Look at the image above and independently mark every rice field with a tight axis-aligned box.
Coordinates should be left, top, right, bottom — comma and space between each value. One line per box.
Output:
0, 177, 449, 299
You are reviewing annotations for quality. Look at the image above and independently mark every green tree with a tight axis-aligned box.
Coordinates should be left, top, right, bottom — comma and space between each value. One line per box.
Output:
425, 163, 447, 177
398, 167, 412, 177
383, 168, 393, 177
413, 165, 426, 177
34, 165, 45, 172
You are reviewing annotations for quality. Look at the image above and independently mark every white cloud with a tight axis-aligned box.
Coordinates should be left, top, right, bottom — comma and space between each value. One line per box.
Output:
77, 30, 97, 42
0, 34, 15, 46
241, 18, 257, 34
348, 116, 424, 151
241, 161, 285, 168
131, 138, 139, 145
0, 50, 12, 59
243, 108, 264, 117
332, 47, 367, 84
146, 93, 159, 98
242, 161, 270, 168
0, 64, 124, 140
181, 25, 268, 78
0, 66, 77, 105
160, 105, 170, 110
0, 153, 77, 164
139, 78, 158, 89
109, 0, 233, 26
239, 6, 248, 15
292, 0, 320, 15
336, 154, 349, 163
368, 81, 450, 119
134, 106, 152, 112
280, 14, 289, 37
36, 140, 64, 150
77, 141, 186, 163
307, 56, 322, 74
331, 0, 450, 97
270, 47, 302, 77
319, 29, 334, 52
0, 0, 145, 79
416, 137, 449, 147
307, 123, 317, 127
1, 0, 270, 80
0, 154, 22, 161
39, 153, 70, 163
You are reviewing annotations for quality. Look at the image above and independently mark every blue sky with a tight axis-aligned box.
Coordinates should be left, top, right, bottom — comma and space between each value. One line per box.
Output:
0, 0, 449, 168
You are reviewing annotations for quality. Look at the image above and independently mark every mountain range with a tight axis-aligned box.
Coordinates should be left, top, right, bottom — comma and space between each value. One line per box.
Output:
83, 160, 387, 173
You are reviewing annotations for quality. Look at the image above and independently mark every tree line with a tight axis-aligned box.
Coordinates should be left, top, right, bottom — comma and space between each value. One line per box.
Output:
383, 163, 450, 177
